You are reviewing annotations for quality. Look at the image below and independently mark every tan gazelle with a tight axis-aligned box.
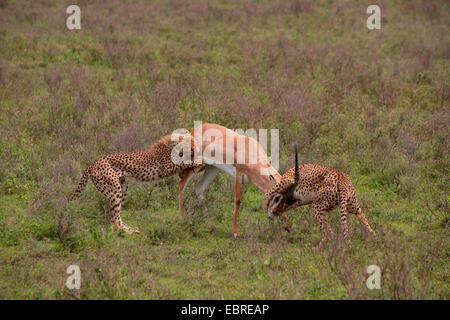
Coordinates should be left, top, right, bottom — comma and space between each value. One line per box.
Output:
178, 123, 285, 238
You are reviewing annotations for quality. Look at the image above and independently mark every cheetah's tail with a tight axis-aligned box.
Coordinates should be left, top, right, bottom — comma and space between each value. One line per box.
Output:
68, 166, 92, 201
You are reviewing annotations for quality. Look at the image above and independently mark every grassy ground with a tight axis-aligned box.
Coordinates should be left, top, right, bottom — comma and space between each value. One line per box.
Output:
0, 0, 448, 299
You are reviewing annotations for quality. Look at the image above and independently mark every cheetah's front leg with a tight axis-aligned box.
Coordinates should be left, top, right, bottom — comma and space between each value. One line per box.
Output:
312, 202, 333, 250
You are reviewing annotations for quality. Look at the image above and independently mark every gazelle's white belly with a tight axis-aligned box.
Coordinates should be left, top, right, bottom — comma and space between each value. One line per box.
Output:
193, 163, 236, 200
213, 163, 236, 178
202, 155, 236, 178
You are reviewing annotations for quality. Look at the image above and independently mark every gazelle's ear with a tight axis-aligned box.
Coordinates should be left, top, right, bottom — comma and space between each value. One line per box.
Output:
269, 174, 276, 185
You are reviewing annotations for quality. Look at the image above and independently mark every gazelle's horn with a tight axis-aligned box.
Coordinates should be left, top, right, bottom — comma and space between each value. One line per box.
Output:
294, 144, 299, 187
284, 144, 299, 201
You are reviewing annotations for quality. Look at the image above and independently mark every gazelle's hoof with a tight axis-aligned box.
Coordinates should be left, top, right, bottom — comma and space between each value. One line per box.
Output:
233, 232, 240, 239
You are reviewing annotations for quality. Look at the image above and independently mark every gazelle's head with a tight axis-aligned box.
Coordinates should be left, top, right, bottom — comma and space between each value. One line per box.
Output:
263, 145, 299, 220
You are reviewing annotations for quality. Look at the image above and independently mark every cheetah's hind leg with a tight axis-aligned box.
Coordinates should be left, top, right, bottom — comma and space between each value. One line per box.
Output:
92, 174, 139, 234
356, 208, 376, 237
340, 198, 352, 247
108, 191, 140, 234
120, 176, 128, 208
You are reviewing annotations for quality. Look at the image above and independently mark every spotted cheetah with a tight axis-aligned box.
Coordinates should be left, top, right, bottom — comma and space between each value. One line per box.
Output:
69, 133, 202, 234
263, 145, 376, 250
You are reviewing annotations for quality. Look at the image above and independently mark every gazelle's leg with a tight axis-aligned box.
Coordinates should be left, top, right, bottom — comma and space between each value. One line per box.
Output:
281, 201, 303, 232
233, 172, 243, 239
194, 165, 220, 200
178, 168, 196, 217
282, 212, 290, 232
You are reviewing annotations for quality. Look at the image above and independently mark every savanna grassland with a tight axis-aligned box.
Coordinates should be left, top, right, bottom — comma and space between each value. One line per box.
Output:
0, 0, 448, 299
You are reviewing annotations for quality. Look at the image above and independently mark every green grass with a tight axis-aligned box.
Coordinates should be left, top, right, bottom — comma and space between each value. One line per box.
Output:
0, 0, 448, 299
0, 176, 447, 299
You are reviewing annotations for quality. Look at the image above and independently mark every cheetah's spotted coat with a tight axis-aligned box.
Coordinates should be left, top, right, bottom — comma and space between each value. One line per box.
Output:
263, 149, 375, 249
69, 133, 201, 234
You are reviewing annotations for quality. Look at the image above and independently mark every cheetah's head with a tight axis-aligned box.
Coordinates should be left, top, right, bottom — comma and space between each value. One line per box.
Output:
262, 144, 299, 221
169, 131, 201, 165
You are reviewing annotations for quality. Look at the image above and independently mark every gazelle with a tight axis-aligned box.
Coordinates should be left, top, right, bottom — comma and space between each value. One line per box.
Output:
177, 123, 283, 238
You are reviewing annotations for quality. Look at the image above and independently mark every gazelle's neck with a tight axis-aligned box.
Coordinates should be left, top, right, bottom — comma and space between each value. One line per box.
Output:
244, 165, 282, 194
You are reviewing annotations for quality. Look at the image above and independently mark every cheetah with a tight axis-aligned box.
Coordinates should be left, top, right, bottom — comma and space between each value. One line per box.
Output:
263, 145, 376, 250
69, 133, 202, 234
